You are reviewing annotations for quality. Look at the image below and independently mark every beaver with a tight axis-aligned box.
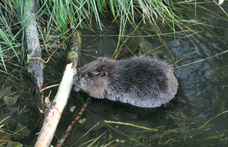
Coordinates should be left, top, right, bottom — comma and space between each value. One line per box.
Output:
73, 57, 178, 108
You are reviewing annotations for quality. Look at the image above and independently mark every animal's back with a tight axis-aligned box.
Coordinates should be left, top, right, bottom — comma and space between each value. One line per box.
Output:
105, 57, 178, 108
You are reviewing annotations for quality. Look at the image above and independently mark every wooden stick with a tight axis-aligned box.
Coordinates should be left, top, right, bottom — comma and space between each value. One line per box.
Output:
34, 63, 76, 147
55, 31, 84, 147
25, 0, 44, 109
56, 103, 89, 147
35, 30, 81, 147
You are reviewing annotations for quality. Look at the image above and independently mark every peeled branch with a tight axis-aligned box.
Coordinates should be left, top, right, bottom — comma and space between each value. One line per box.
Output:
34, 63, 76, 147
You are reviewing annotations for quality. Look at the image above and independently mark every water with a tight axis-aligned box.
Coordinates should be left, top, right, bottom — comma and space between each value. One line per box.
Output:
63, 15, 228, 146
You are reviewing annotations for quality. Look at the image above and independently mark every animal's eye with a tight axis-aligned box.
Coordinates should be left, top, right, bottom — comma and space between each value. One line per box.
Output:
100, 71, 108, 78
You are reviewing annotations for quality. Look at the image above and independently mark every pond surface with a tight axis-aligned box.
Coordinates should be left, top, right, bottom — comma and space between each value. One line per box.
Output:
59, 11, 228, 146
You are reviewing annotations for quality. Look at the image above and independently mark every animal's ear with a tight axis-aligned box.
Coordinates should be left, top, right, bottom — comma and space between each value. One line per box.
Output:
100, 71, 108, 78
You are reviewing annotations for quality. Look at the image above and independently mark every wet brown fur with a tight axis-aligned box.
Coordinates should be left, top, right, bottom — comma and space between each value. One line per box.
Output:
74, 57, 178, 108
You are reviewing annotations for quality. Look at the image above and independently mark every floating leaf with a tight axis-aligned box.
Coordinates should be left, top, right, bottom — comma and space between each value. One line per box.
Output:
13, 122, 31, 140
6, 141, 22, 147
4, 95, 18, 106
0, 86, 12, 100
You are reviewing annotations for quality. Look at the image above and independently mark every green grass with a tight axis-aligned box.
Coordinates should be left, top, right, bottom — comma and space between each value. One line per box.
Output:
0, 0, 227, 71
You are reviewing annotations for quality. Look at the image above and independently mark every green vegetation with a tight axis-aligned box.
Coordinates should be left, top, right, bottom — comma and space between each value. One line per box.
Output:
0, 0, 227, 68
0, 0, 228, 146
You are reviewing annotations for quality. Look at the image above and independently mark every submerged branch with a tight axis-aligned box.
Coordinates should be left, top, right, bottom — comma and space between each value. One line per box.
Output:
55, 31, 83, 147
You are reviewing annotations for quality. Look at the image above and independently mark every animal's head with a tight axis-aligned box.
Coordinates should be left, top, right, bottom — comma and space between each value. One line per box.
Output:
74, 57, 115, 98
